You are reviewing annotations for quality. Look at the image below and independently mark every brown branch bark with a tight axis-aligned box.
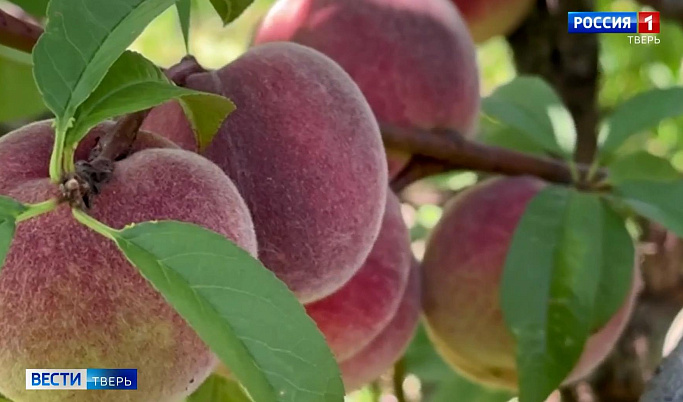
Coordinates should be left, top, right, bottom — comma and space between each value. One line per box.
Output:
88, 110, 149, 163
390, 155, 453, 193
383, 124, 600, 192
0, 8, 42, 53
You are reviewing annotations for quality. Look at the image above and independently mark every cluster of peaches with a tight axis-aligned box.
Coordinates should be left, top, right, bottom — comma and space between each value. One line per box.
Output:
0, 0, 639, 401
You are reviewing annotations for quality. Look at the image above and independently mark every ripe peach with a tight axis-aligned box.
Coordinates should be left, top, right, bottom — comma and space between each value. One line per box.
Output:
253, 0, 481, 178
422, 176, 640, 390
144, 42, 387, 303
305, 191, 412, 360
339, 261, 422, 392
0, 121, 258, 402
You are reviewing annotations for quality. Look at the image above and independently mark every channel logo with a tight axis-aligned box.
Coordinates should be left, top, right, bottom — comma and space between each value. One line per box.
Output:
568, 11, 660, 34
26, 369, 137, 390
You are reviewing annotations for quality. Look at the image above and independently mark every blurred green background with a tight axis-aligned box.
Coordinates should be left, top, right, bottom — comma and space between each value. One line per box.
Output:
2, 0, 682, 400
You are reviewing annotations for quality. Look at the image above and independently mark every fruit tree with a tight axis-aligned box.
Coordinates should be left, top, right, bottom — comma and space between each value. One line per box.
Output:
0, 0, 682, 401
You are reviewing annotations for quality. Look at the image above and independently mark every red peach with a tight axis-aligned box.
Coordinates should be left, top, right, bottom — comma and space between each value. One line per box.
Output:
253, 0, 481, 178
305, 191, 412, 360
144, 42, 388, 303
422, 176, 640, 390
339, 261, 422, 392
0, 121, 257, 402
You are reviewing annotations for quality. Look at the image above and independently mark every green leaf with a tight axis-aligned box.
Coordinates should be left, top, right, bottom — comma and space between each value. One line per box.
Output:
478, 115, 547, 156
501, 187, 635, 401
176, 0, 192, 52
615, 180, 683, 238
591, 202, 635, 330
608, 152, 680, 184
66, 51, 233, 150
33, 0, 178, 128
431, 377, 512, 402
0, 196, 27, 271
403, 325, 451, 384
6, 0, 50, 18
482, 76, 576, 159
107, 220, 343, 402
0, 46, 46, 122
208, 0, 253, 25
177, 93, 235, 152
599, 88, 683, 161
187, 374, 252, 402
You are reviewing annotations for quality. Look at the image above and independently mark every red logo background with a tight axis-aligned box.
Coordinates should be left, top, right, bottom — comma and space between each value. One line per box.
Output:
639, 12, 660, 34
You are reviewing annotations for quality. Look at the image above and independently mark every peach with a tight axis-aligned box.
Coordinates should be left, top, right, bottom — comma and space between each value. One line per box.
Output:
305, 191, 412, 360
339, 261, 422, 392
143, 42, 387, 303
253, 0, 481, 178
0, 121, 257, 402
422, 176, 640, 390
452, 0, 535, 43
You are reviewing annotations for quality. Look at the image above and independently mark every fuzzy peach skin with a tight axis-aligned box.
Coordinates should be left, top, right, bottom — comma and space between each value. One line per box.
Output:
212, 191, 411, 378
305, 191, 412, 360
252, 0, 481, 178
143, 42, 387, 303
452, 0, 535, 43
422, 176, 641, 390
339, 261, 421, 392
0, 121, 257, 402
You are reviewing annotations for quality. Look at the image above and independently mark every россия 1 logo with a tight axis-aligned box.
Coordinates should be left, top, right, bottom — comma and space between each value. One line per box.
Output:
568, 11, 660, 34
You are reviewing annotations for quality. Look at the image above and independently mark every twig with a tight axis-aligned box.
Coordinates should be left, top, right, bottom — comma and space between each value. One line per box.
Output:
88, 110, 149, 163
164, 55, 206, 86
64, 57, 207, 208
390, 156, 453, 193
392, 359, 407, 402
83, 56, 205, 168
383, 124, 599, 189
0, 8, 42, 53
64, 111, 148, 208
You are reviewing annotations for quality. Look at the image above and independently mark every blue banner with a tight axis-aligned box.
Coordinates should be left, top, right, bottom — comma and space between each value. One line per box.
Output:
568, 12, 638, 33
26, 368, 138, 390
86, 369, 138, 390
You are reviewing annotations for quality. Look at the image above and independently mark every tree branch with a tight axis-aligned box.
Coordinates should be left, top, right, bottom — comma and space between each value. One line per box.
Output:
0, 8, 42, 53
383, 124, 600, 191
390, 155, 453, 193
